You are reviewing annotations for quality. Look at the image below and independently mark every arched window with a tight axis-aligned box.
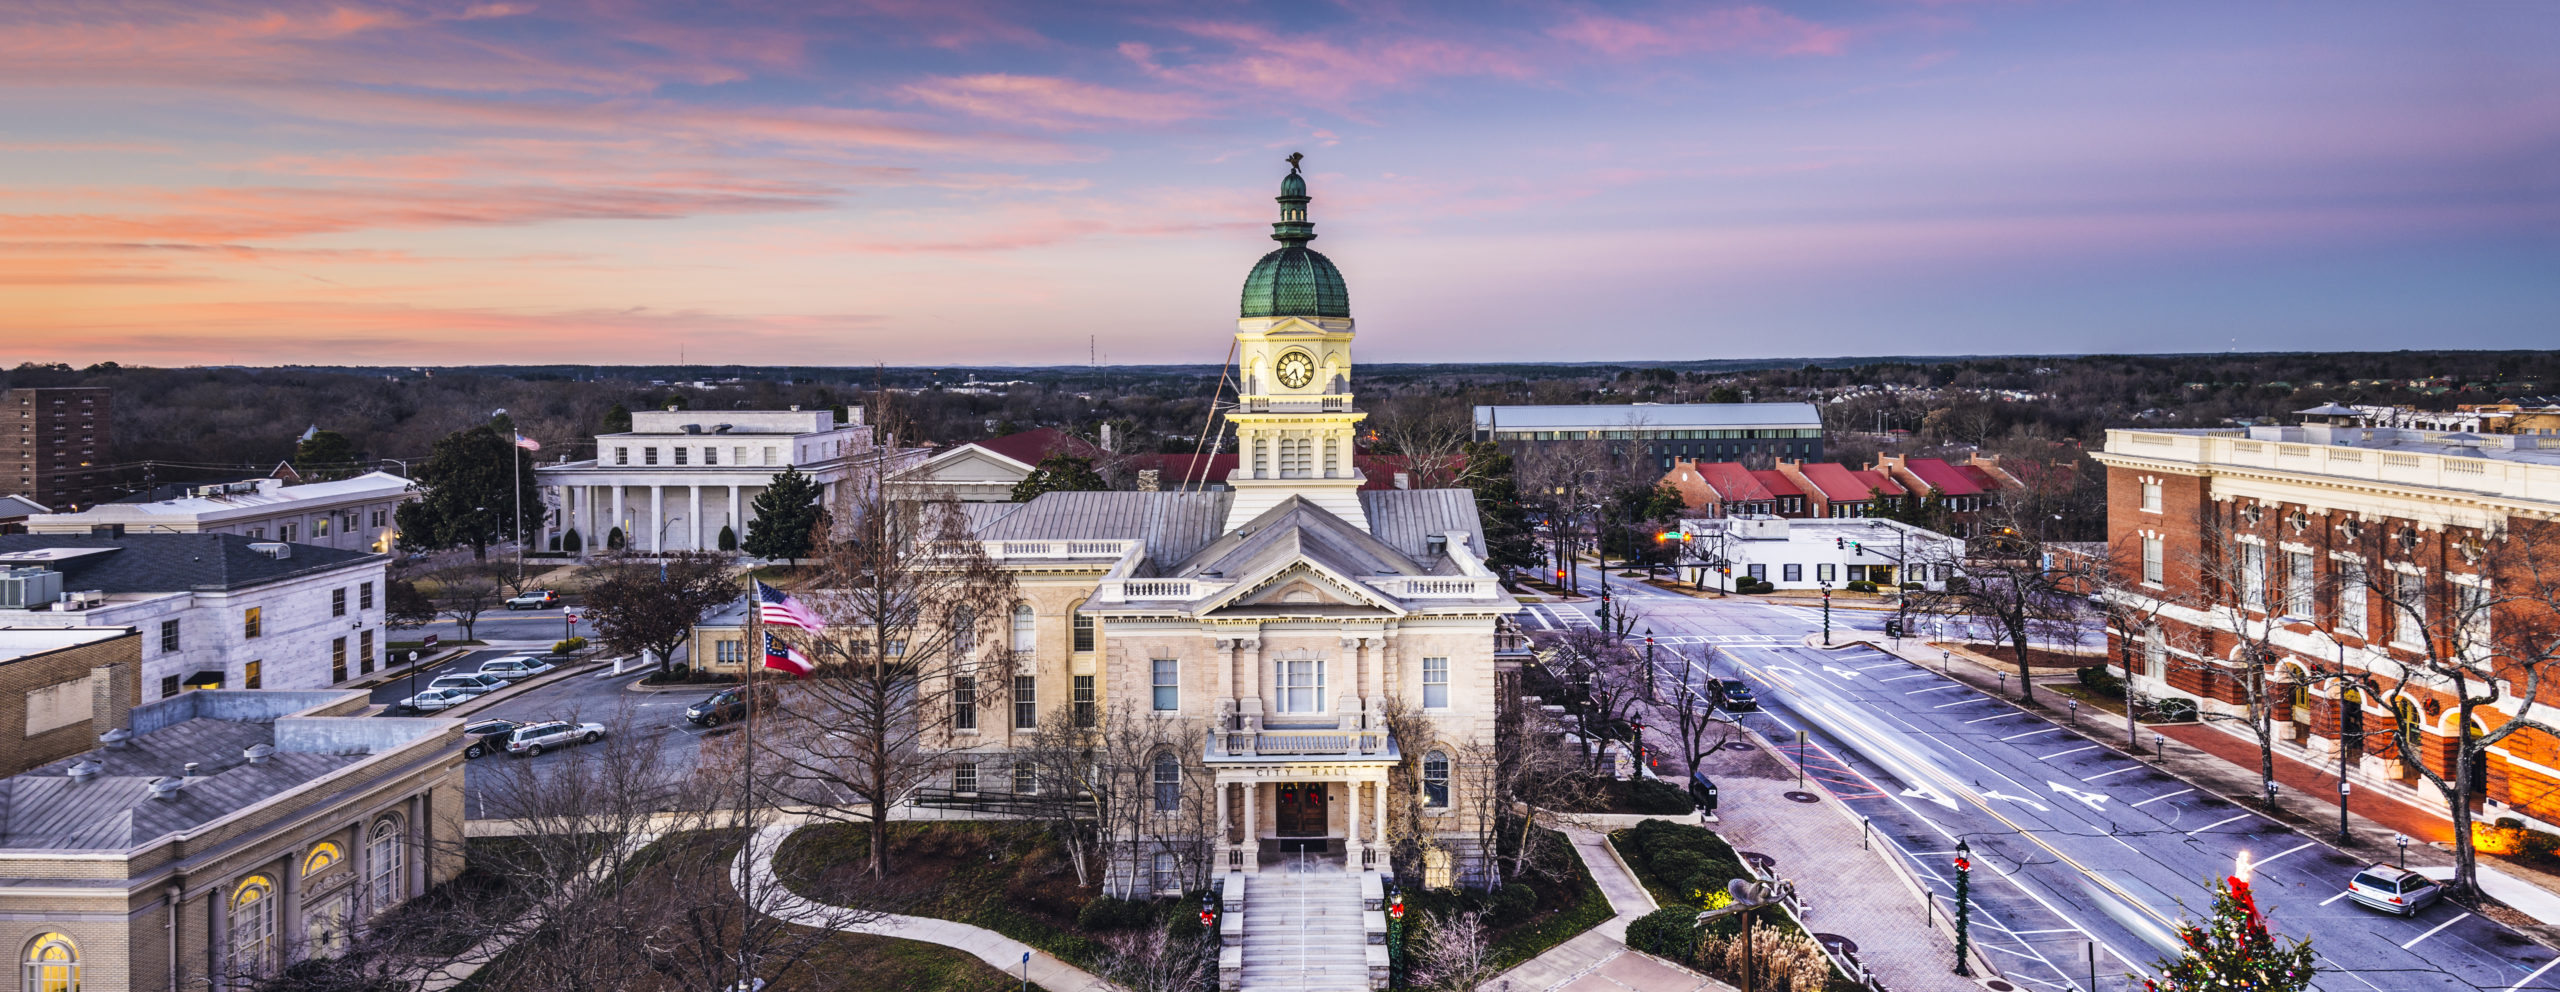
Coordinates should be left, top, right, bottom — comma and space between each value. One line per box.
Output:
1071, 605, 1095, 653
1153, 752, 1181, 812
2392, 698, 2424, 764
1422, 751, 1450, 808
23, 932, 78, 992
368, 818, 405, 913
303, 841, 342, 877
231, 876, 277, 976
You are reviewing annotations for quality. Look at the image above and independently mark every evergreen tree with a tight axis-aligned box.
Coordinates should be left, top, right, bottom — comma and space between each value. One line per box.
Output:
293, 429, 360, 480
1458, 442, 1539, 574
399, 426, 538, 560
743, 466, 824, 562
602, 403, 632, 434
2145, 876, 2316, 992
1010, 453, 1108, 502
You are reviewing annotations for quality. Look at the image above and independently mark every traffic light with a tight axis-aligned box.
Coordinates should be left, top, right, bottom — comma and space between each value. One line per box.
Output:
1884, 619, 1902, 637
1853, 541, 1864, 556
1835, 537, 1845, 550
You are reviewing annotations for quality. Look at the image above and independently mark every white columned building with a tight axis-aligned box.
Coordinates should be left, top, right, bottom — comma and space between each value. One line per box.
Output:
535, 408, 907, 555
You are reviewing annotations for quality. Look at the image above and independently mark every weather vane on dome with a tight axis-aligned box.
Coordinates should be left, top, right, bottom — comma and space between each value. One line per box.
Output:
1286, 151, 1303, 173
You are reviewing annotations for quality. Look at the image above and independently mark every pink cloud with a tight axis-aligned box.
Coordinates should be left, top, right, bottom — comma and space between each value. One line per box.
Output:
899, 74, 1214, 129
1125, 22, 1530, 105
1549, 6, 1852, 58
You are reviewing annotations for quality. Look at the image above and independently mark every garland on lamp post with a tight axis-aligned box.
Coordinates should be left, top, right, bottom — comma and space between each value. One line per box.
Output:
1386, 882, 1406, 989
1952, 841, 1974, 977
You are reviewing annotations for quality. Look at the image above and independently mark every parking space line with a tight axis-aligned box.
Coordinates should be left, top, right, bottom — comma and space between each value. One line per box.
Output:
2184, 813, 2251, 836
2042, 745, 2101, 761
1857, 662, 1905, 670
2081, 766, 2145, 782
2402, 912, 2470, 950
2131, 787, 2194, 808
1999, 727, 2064, 742
2321, 890, 2353, 905
2257, 840, 2317, 867
1880, 673, 1933, 682
1906, 685, 1964, 695
1934, 697, 1990, 708
2504, 956, 2559, 992
1964, 713, 2014, 724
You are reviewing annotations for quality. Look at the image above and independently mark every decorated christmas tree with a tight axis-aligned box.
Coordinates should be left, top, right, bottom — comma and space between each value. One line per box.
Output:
2145, 875, 2317, 992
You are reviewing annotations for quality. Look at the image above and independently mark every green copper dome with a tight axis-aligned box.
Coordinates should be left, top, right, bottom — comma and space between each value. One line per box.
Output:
1240, 157, 1349, 319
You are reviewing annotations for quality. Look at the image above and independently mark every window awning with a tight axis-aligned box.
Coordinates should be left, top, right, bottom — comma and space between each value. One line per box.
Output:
182, 671, 225, 690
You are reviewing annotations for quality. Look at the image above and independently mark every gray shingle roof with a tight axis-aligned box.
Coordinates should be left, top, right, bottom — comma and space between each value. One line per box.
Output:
0, 718, 365, 850
0, 533, 384, 594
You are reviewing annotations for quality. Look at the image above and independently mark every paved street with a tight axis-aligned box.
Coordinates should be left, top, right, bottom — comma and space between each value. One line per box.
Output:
1531, 561, 2560, 992
412, 602, 588, 645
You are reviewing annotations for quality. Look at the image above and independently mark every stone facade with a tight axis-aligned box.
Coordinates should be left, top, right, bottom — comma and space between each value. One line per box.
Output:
0, 628, 139, 778
5, 559, 392, 698
537, 407, 918, 554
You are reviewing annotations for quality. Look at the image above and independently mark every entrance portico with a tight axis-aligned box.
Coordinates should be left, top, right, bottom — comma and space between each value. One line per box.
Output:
1212, 763, 1394, 875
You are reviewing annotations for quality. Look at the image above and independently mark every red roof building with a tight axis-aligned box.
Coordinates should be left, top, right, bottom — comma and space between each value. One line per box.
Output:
1659, 461, 1808, 517
1777, 460, 1907, 518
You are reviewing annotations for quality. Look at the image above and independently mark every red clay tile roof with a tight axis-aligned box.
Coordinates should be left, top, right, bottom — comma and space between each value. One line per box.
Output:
1956, 464, 2003, 491
971, 428, 1101, 467
1848, 469, 1906, 499
1901, 458, 1984, 496
1796, 462, 1898, 502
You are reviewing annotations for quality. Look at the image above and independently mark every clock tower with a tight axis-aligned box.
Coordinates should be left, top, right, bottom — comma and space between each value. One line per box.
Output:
1225, 157, 1368, 531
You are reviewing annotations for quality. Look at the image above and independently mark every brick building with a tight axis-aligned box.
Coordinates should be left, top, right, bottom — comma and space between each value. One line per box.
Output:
0, 627, 140, 778
1776, 460, 1907, 519
4, 388, 114, 511
1871, 454, 2020, 535
1660, 461, 1808, 518
2092, 423, 2560, 830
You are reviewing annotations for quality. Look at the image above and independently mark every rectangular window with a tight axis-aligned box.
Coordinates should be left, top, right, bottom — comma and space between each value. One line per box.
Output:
2284, 551, 2315, 617
245, 660, 261, 689
161, 674, 181, 699
764, 446, 777, 465
1277, 660, 1325, 714
952, 676, 977, 731
2240, 542, 2267, 611
1816, 563, 1836, 582
1747, 564, 1766, 581
360, 581, 374, 610
716, 639, 743, 664
2141, 480, 2162, 513
360, 630, 375, 675
953, 761, 978, 794
703, 446, 717, 465
1073, 675, 1096, 727
2457, 581, 2492, 651
1015, 675, 1037, 729
373, 510, 387, 528
1072, 611, 1095, 652
333, 587, 348, 617
2337, 561, 2367, 635
1014, 764, 1037, 795
280, 523, 296, 542
1783, 563, 1802, 582
1152, 659, 1179, 712
332, 637, 348, 683
243, 606, 262, 639
314, 515, 331, 536
2142, 536, 2164, 584
2393, 571, 2427, 649
734, 446, 746, 465
644, 447, 659, 465
2142, 626, 2166, 680
160, 618, 180, 653
1423, 657, 1450, 709
674, 447, 688, 465
615, 447, 629, 465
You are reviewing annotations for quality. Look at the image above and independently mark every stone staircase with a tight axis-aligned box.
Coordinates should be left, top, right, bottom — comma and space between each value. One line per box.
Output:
1226, 869, 1384, 992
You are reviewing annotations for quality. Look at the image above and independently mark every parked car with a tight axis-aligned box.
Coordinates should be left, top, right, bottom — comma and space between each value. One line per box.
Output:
461, 719, 523, 759
399, 687, 470, 712
1718, 678, 1759, 712
505, 720, 607, 757
427, 673, 507, 696
504, 589, 560, 610
685, 685, 779, 727
476, 656, 556, 681
2346, 864, 2442, 916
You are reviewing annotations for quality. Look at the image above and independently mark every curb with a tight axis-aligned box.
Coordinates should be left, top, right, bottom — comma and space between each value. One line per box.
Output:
626, 678, 739, 694
421, 659, 612, 719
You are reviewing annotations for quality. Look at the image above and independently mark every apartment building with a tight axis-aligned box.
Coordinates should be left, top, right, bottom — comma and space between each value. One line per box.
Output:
2092, 423, 2560, 829
4, 388, 113, 511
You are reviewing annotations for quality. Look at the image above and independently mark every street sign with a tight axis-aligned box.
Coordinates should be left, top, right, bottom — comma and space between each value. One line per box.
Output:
565, 612, 580, 624
422, 634, 439, 649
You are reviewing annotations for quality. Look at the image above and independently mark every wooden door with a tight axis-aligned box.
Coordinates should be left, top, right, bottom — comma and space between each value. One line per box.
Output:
1276, 783, 1328, 836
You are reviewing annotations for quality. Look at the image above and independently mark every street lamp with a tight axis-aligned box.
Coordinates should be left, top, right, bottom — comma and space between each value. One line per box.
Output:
1386, 882, 1407, 988
1643, 629, 1657, 702
1952, 841, 1975, 977
1818, 581, 1833, 646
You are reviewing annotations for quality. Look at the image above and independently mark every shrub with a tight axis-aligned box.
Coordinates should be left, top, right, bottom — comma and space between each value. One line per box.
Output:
1652, 850, 1708, 886
1486, 882, 1539, 925
1900, 581, 1923, 590
562, 529, 583, 553
717, 525, 738, 552
2075, 665, 2125, 700
1945, 576, 1970, 593
605, 527, 625, 550
1625, 906, 1700, 961
2151, 697, 2199, 722
1630, 778, 1695, 815
1075, 896, 1153, 932
1167, 904, 1205, 941
1846, 580, 1877, 593
552, 636, 588, 655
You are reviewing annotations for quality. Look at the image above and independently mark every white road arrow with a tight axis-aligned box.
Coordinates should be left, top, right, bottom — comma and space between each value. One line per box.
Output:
1900, 786, 1956, 808
1765, 666, 1804, 675
2049, 780, 2111, 811
1981, 789, 2051, 812
1821, 665, 1863, 680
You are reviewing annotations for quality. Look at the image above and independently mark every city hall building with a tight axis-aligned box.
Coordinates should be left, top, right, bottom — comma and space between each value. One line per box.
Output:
939, 164, 1516, 901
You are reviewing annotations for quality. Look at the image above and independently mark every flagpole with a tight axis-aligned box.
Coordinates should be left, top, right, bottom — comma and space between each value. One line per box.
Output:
740, 570, 759, 990
512, 434, 525, 585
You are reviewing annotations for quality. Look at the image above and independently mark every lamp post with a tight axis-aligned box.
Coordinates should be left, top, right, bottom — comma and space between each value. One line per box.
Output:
1952, 841, 1975, 977
1386, 882, 1406, 988
1643, 630, 1657, 703
1819, 581, 1833, 646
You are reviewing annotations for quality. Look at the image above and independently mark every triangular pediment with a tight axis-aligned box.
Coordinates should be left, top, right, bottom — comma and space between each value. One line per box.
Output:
902, 445, 1036, 484
1197, 557, 1404, 616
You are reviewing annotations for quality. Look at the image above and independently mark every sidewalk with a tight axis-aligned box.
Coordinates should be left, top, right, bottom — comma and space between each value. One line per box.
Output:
1827, 629, 2560, 941
1479, 826, 1730, 992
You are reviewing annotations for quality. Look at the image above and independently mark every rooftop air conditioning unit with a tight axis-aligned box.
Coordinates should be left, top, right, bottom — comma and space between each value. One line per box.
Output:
247, 542, 292, 559
54, 590, 106, 611
0, 567, 63, 609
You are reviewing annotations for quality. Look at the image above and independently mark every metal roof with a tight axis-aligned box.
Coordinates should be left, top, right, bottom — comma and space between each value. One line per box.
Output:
1473, 402, 1822, 432
1360, 489, 1485, 563
0, 717, 362, 851
0, 534, 384, 594
971, 491, 1234, 565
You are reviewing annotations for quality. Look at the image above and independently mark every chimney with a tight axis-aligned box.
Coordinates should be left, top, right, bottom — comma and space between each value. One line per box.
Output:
1137, 469, 1160, 492
183, 762, 200, 778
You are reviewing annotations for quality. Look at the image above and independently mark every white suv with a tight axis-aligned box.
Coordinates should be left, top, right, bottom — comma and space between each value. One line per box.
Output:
505, 720, 606, 757
477, 656, 556, 681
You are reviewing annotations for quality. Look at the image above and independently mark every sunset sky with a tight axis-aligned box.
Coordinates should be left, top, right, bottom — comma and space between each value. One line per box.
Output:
3, 1, 2553, 367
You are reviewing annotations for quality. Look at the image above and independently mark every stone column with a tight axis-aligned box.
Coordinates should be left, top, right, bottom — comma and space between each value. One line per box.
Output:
581, 486, 598, 557
1238, 637, 1263, 725
649, 484, 665, 553
1216, 778, 1233, 871
1373, 773, 1387, 853
728, 485, 742, 549
689, 485, 704, 551
1344, 776, 1363, 870
610, 484, 626, 550
1241, 781, 1260, 874
280, 854, 301, 961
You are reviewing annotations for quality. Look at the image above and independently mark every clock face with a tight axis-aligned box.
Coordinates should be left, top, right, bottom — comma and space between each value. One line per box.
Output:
1276, 351, 1316, 389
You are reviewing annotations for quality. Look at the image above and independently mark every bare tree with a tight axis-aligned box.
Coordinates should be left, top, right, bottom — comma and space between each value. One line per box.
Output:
2327, 519, 2560, 905
2183, 511, 2302, 802
1410, 909, 1502, 991
1486, 705, 1603, 882
1665, 644, 1736, 775
579, 549, 738, 673
762, 494, 1017, 877
1015, 700, 1202, 894
1098, 921, 1215, 992
2075, 534, 2195, 750
1905, 503, 2088, 704
1370, 393, 1473, 489
427, 564, 505, 641
1535, 627, 1649, 755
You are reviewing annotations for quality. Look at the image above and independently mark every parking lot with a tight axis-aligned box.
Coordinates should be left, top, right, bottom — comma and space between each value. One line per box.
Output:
402, 648, 743, 818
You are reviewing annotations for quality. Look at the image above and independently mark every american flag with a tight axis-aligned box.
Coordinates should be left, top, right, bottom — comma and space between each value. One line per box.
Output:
513, 432, 541, 452
754, 580, 824, 631
763, 631, 813, 677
